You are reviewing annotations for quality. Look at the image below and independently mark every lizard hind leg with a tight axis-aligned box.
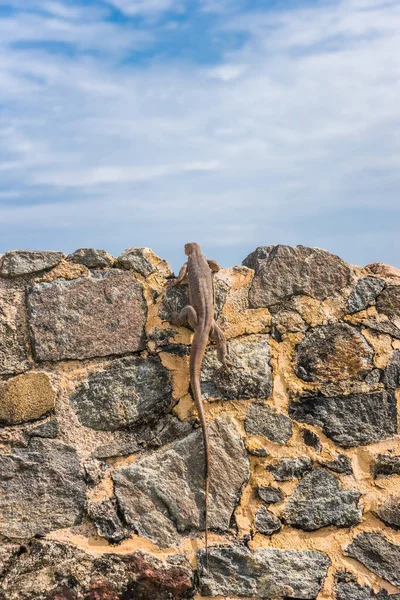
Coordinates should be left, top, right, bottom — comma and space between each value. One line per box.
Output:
209, 321, 235, 367
170, 305, 198, 329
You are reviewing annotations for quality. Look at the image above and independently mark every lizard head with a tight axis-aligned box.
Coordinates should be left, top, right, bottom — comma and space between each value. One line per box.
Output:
184, 242, 201, 256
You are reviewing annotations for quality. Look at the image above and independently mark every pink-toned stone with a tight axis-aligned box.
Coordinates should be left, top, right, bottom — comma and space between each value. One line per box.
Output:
28, 270, 147, 361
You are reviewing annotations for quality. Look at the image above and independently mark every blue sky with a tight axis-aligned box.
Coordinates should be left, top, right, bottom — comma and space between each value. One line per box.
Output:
0, 0, 399, 271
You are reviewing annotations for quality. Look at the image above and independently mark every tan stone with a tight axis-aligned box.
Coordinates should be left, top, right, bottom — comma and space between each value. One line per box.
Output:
0, 372, 56, 424
365, 262, 400, 284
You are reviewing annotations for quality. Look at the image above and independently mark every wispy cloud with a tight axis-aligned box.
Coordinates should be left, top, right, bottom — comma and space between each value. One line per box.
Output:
0, 0, 399, 269
105, 0, 182, 17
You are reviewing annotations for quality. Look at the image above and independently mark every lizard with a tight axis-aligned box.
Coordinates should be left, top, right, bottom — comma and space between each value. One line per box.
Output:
169, 242, 234, 570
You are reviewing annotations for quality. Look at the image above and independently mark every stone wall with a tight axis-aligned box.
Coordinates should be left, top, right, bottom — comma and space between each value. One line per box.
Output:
0, 245, 399, 600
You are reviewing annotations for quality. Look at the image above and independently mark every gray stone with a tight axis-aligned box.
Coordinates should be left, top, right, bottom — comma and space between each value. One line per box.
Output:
373, 454, 400, 478
268, 456, 313, 481
117, 246, 157, 277
201, 334, 272, 401
294, 323, 373, 383
289, 391, 397, 447
0, 438, 86, 539
302, 429, 321, 452
0, 539, 194, 600
245, 401, 292, 444
25, 418, 59, 440
258, 485, 284, 504
1, 250, 64, 277
0, 285, 30, 375
67, 247, 115, 268
335, 571, 400, 600
284, 469, 361, 531
113, 416, 249, 548
71, 356, 173, 432
117, 247, 173, 280
242, 245, 352, 307
28, 270, 147, 361
347, 277, 385, 313
254, 506, 282, 535
320, 454, 353, 475
376, 286, 400, 321
198, 546, 330, 599
83, 458, 108, 486
87, 498, 129, 544
364, 319, 400, 340
365, 368, 382, 384
92, 414, 194, 458
214, 277, 230, 319
383, 351, 400, 390
247, 446, 268, 457
376, 496, 400, 528
346, 532, 400, 587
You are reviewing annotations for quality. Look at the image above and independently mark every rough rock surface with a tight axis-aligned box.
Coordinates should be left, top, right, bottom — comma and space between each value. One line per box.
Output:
0, 543, 20, 578
0, 372, 56, 424
254, 505, 282, 535
373, 454, 400, 478
67, 247, 115, 268
382, 351, 400, 389
294, 323, 373, 383
200, 334, 272, 400
376, 496, 400, 528
320, 453, 353, 475
289, 391, 397, 447
347, 277, 386, 313
198, 546, 330, 599
284, 469, 361, 530
245, 401, 292, 444
243, 244, 352, 307
376, 286, 400, 321
0, 285, 29, 375
92, 414, 194, 458
364, 318, 400, 340
117, 246, 172, 278
258, 485, 284, 504
71, 356, 173, 431
0, 439, 86, 538
346, 532, 400, 587
28, 270, 147, 361
268, 456, 313, 481
25, 418, 59, 440
0, 539, 194, 600
1, 250, 64, 277
87, 497, 129, 543
335, 571, 400, 599
302, 428, 321, 451
113, 416, 249, 547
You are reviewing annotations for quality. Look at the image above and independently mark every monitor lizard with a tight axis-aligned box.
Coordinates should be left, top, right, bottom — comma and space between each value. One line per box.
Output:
169, 242, 234, 569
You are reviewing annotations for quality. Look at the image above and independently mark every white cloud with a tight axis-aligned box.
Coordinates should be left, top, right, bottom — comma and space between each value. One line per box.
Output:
0, 0, 399, 269
105, 0, 182, 17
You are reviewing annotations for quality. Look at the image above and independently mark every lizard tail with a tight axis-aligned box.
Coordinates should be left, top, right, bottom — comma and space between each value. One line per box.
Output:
190, 328, 210, 571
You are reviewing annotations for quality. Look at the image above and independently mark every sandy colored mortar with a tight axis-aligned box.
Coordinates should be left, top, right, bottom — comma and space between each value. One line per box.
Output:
35, 259, 90, 282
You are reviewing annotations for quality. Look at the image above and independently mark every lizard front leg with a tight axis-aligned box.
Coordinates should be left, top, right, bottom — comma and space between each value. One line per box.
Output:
207, 259, 220, 273
170, 305, 198, 329
173, 262, 188, 285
